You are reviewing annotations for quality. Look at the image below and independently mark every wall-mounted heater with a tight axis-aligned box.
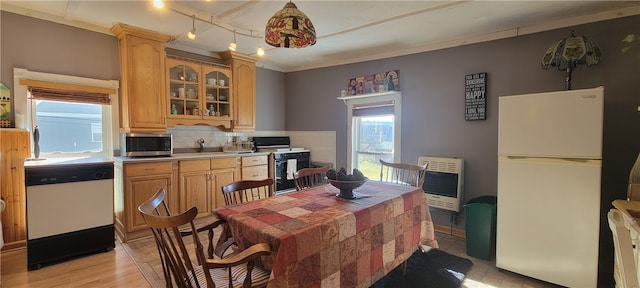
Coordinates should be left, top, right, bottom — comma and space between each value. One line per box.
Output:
417, 156, 464, 212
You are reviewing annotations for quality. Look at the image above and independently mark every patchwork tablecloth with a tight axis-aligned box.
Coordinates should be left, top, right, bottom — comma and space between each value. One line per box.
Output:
214, 181, 438, 288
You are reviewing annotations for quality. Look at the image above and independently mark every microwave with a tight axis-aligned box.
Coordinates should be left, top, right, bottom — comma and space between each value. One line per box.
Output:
120, 133, 173, 157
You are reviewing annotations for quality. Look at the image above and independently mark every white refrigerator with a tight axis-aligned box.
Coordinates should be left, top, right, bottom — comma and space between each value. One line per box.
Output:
496, 86, 604, 287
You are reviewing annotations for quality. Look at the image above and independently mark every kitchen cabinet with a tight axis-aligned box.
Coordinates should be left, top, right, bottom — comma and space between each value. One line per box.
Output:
220, 51, 258, 132
210, 157, 239, 209
241, 155, 270, 199
115, 161, 173, 242
112, 23, 171, 132
166, 57, 233, 129
0, 129, 30, 250
178, 160, 212, 218
241, 155, 269, 180
114, 153, 268, 241
178, 157, 238, 214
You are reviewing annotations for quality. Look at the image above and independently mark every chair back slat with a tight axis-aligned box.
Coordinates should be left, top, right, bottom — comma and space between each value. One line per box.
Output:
379, 159, 428, 188
139, 189, 210, 287
294, 166, 330, 190
139, 188, 272, 288
222, 178, 275, 206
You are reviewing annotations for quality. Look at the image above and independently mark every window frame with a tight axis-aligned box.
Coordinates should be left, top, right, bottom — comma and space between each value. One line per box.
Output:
13, 68, 119, 159
340, 91, 402, 172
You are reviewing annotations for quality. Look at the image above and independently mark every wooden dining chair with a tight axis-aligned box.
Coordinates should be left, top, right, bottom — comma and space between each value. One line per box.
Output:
379, 159, 428, 276
138, 188, 271, 288
608, 208, 640, 288
294, 165, 330, 190
379, 159, 428, 188
221, 178, 275, 206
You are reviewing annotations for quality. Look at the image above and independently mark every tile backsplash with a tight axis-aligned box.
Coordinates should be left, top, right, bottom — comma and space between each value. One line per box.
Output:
162, 126, 336, 165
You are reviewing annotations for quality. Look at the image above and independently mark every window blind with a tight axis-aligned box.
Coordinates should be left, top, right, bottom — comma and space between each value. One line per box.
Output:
352, 100, 394, 117
20, 79, 114, 105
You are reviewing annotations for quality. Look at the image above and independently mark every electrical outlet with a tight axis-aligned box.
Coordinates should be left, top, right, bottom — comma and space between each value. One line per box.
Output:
450, 212, 458, 225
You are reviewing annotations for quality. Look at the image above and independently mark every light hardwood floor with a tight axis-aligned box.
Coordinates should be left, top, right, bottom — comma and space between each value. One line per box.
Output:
0, 232, 564, 288
0, 242, 149, 288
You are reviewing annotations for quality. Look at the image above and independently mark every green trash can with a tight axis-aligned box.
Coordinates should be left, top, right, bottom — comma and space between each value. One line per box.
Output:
464, 195, 497, 260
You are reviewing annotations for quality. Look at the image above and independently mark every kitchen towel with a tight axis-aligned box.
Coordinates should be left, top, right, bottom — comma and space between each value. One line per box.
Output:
287, 159, 297, 180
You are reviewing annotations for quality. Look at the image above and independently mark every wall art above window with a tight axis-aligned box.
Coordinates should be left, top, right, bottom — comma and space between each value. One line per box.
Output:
348, 70, 399, 96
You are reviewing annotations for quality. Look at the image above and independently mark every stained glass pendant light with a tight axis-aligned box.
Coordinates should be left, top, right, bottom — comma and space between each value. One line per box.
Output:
541, 30, 602, 90
265, 1, 316, 48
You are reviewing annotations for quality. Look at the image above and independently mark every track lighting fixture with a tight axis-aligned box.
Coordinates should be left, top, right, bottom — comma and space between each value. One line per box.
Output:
187, 15, 196, 40
154, 2, 265, 57
229, 30, 237, 51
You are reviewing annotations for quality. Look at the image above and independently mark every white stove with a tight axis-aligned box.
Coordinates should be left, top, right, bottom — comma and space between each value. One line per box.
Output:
257, 147, 309, 153
252, 137, 311, 192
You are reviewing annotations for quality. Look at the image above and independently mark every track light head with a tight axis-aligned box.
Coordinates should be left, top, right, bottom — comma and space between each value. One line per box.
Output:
229, 31, 237, 51
187, 15, 196, 40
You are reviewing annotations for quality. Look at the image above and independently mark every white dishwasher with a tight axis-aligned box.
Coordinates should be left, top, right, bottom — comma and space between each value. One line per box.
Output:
25, 161, 115, 270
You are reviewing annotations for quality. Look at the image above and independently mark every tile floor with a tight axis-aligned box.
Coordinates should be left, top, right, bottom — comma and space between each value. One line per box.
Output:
435, 232, 565, 288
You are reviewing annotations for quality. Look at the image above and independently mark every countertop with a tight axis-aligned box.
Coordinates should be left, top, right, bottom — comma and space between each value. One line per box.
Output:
24, 155, 113, 169
114, 151, 272, 164
22, 152, 272, 167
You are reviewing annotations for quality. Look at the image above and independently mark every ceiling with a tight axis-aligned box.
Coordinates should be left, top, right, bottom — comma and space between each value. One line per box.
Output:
2, 1, 640, 72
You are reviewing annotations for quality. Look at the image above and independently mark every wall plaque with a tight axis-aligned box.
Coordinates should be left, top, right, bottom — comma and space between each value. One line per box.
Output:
465, 72, 487, 121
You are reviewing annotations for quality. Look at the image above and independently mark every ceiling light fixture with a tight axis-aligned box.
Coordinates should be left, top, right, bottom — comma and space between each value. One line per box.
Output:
153, 0, 164, 9
541, 30, 602, 90
257, 39, 265, 57
252, 31, 265, 57
229, 30, 237, 51
187, 15, 196, 40
265, 0, 316, 48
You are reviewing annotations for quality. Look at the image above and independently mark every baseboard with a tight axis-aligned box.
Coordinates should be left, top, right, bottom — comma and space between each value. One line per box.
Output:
1, 240, 26, 251
434, 224, 466, 238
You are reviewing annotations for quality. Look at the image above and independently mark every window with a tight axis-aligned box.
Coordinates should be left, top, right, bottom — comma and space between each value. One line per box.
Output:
15, 69, 118, 158
344, 92, 401, 179
32, 100, 105, 154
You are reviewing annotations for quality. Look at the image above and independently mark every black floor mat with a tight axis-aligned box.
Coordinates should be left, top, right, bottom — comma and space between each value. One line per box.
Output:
371, 248, 473, 288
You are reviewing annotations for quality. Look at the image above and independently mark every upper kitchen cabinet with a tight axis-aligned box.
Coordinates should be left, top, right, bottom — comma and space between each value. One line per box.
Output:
166, 57, 232, 129
220, 51, 258, 132
112, 23, 172, 132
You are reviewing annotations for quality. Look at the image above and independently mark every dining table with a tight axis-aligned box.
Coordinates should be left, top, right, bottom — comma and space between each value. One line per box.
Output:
214, 180, 438, 288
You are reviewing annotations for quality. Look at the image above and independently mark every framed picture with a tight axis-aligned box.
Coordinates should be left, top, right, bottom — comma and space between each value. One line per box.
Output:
464, 72, 487, 121
347, 70, 400, 95
0, 83, 11, 128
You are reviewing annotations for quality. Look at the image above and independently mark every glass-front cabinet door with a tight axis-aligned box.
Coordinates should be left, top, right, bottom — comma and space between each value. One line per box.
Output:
202, 64, 232, 119
166, 57, 233, 128
167, 58, 201, 119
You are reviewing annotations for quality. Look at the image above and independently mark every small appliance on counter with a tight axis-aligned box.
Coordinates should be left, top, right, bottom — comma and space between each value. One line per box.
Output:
222, 141, 254, 153
120, 132, 172, 157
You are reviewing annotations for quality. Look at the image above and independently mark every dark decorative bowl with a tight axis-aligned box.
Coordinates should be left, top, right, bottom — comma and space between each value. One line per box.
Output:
328, 178, 368, 199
